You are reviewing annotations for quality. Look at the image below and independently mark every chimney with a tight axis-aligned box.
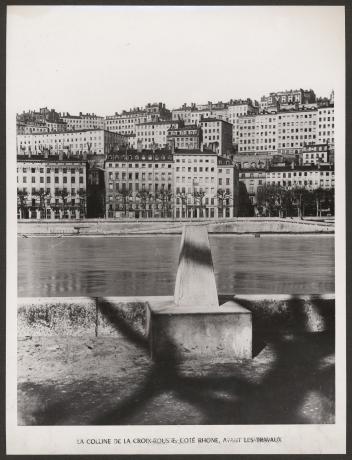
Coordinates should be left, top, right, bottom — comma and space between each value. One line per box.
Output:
291, 160, 295, 169
200, 142, 204, 152
137, 139, 143, 153
59, 151, 63, 160
44, 149, 48, 159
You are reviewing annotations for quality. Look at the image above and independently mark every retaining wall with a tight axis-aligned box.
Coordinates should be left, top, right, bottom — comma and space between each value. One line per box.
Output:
17, 218, 334, 235
18, 294, 335, 337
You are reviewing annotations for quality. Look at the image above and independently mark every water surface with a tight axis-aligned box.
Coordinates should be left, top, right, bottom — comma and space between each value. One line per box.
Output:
18, 235, 334, 297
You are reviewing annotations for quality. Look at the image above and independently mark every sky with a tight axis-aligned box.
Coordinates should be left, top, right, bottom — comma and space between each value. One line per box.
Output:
7, 5, 345, 116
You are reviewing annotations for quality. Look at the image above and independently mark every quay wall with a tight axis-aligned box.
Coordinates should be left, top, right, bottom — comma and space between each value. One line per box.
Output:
18, 294, 335, 337
17, 218, 334, 235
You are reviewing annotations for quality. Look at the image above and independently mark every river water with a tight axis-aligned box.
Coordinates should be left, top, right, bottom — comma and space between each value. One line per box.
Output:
18, 235, 334, 297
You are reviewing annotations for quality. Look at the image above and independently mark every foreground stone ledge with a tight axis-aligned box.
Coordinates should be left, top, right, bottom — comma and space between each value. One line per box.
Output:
17, 294, 335, 337
17, 297, 97, 337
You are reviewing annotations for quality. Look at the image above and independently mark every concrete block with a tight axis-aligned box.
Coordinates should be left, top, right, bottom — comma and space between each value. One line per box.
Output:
147, 300, 252, 362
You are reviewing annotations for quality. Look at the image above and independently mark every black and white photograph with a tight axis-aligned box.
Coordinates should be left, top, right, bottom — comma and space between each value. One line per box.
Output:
6, 4, 346, 455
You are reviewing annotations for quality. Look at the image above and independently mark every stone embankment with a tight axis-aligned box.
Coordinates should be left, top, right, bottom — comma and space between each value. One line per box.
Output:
17, 217, 334, 236
18, 294, 335, 337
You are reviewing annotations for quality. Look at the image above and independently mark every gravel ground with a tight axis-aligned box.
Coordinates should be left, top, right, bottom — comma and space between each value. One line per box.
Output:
18, 330, 334, 425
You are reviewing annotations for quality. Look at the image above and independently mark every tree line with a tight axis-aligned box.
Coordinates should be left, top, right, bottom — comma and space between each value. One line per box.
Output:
253, 185, 334, 217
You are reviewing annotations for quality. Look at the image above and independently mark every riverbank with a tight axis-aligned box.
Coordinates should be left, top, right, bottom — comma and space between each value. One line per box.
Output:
18, 217, 334, 236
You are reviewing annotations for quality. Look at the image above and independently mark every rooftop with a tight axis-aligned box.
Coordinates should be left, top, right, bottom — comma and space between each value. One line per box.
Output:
200, 118, 232, 124
17, 128, 127, 136
269, 164, 334, 172
16, 154, 87, 163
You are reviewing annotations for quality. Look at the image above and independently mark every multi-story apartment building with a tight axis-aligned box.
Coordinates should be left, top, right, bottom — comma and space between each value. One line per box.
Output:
260, 89, 316, 112
61, 112, 104, 131
172, 106, 213, 125
45, 120, 67, 132
238, 163, 334, 210
316, 106, 335, 146
135, 120, 180, 149
105, 103, 171, 135
104, 149, 174, 218
302, 144, 330, 165
266, 164, 334, 190
173, 149, 239, 218
239, 169, 267, 205
167, 124, 201, 150
17, 123, 49, 135
17, 154, 87, 219
238, 112, 278, 154
17, 129, 126, 156
238, 108, 320, 156
277, 108, 317, 155
227, 100, 258, 144
199, 118, 233, 156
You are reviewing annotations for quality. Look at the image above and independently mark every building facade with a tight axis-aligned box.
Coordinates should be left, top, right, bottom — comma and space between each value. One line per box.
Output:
237, 108, 322, 156
17, 129, 126, 156
316, 106, 335, 146
173, 149, 239, 218
227, 100, 258, 144
61, 113, 105, 131
260, 89, 316, 111
135, 120, 180, 149
199, 118, 233, 156
17, 155, 87, 219
104, 150, 174, 218
105, 103, 171, 135
302, 144, 330, 165
167, 124, 201, 150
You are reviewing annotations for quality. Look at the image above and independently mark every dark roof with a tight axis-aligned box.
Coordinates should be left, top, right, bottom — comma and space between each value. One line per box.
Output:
268, 165, 334, 173
200, 118, 231, 124
136, 120, 177, 127
173, 148, 217, 155
16, 154, 87, 163
168, 124, 199, 132
106, 148, 173, 162
17, 128, 126, 136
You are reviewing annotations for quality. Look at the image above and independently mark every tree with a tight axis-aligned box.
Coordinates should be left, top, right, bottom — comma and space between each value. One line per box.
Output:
17, 189, 28, 218
116, 189, 132, 216
32, 190, 50, 215
77, 189, 87, 217
217, 188, 231, 218
55, 189, 69, 215
136, 190, 153, 218
313, 187, 335, 217
176, 191, 188, 218
191, 190, 206, 217
156, 189, 173, 218
238, 182, 254, 217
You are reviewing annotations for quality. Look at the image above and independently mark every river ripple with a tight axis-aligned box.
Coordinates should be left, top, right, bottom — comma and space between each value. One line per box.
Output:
18, 235, 334, 297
